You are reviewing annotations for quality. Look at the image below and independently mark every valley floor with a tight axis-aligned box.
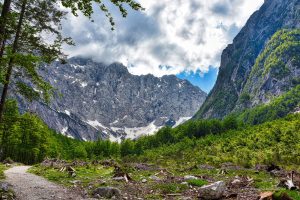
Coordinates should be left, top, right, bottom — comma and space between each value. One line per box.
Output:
4, 166, 93, 200
25, 159, 300, 200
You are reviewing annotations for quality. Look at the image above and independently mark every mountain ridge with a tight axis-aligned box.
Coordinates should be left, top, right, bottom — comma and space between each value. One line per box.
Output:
17, 57, 207, 141
194, 0, 300, 119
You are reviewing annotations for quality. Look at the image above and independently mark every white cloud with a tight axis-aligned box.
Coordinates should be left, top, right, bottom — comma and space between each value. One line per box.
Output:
62, 0, 264, 77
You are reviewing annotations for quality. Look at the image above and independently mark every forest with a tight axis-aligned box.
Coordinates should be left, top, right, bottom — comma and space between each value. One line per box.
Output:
0, 85, 299, 166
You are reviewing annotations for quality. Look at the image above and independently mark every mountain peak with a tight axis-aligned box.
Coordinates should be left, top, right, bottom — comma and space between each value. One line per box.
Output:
195, 0, 300, 119
18, 58, 207, 141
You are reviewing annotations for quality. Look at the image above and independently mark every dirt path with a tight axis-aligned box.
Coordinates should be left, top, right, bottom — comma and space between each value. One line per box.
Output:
4, 166, 92, 200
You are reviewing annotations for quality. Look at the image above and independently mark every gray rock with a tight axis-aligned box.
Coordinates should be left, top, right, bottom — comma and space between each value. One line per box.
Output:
141, 179, 147, 183
198, 181, 226, 200
69, 180, 81, 185
195, 0, 300, 119
0, 182, 11, 192
112, 177, 125, 181
92, 187, 121, 199
184, 175, 199, 180
149, 175, 161, 181
277, 179, 297, 190
16, 57, 207, 141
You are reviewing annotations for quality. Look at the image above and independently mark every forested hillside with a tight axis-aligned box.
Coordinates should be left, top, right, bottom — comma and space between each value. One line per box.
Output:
1, 84, 299, 166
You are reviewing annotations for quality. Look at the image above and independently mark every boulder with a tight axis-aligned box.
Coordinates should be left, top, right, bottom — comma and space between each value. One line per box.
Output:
198, 181, 226, 200
277, 179, 297, 190
93, 187, 121, 199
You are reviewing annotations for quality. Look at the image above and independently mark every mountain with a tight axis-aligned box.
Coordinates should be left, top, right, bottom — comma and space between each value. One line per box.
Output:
195, 0, 300, 119
17, 57, 206, 141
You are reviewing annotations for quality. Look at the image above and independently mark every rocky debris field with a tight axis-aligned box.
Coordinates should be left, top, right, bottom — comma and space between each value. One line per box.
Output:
23, 159, 300, 199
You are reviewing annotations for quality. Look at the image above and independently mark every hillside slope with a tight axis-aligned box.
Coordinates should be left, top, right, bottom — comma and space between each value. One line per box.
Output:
195, 0, 300, 119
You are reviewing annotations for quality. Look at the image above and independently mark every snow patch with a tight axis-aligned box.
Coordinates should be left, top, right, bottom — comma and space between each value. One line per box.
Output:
66, 135, 74, 139
111, 119, 119, 125
71, 64, 85, 69
33, 88, 42, 93
111, 127, 123, 132
80, 82, 88, 88
65, 110, 71, 116
61, 127, 68, 135
109, 135, 122, 143
86, 120, 107, 130
124, 121, 162, 139
174, 117, 192, 127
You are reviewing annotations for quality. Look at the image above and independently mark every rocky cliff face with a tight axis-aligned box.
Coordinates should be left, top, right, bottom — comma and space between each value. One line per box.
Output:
18, 57, 206, 141
194, 0, 300, 119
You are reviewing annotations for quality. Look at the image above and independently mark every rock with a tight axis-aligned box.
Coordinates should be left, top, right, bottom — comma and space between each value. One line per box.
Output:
194, 0, 300, 119
181, 182, 189, 186
0, 182, 11, 192
134, 163, 159, 171
184, 175, 199, 180
198, 181, 226, 200
221, 163, 243, 170
92, 187, 121, 199
198, 164, 215, 170
69, 180, 81, 185
270, 169, 287, 178
112, 177, 125, 181
259, 192, 273, 200
277, 179, 297, 190
229, 176, 254, 189
16, 57, 207, 141
237, 190, 260, 200
0, 182, 15, 200
149, 175, 161, 181
255, 164, 268, 171
141, 179, 147, 183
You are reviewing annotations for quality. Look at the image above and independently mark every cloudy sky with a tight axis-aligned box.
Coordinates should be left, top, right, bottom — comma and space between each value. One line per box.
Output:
62, 0, 264, 92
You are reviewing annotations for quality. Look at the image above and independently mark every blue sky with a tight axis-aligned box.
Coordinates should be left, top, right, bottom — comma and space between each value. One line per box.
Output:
62, 0, 264, 92
177, 67, 219, 93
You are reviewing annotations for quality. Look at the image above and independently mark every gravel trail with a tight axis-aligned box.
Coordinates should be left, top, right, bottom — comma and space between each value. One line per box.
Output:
4, 166, 91, 200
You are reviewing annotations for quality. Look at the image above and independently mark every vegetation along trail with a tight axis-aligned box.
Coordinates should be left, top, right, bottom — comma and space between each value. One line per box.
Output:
4, 166, 93, 200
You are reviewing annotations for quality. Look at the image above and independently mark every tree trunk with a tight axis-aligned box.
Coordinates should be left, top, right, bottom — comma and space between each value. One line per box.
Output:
0, 0, 27, 123
0, 0, 12, 57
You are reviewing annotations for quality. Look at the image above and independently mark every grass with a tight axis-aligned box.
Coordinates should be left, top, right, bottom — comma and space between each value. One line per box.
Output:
29, 161, 300, 199
29, 164, 114, 187
0, 164, 7, 180
274, 190, 300, 200
153, 183, 188, 194
186, 179, 208, 187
